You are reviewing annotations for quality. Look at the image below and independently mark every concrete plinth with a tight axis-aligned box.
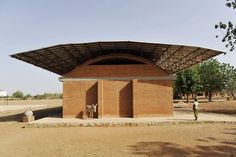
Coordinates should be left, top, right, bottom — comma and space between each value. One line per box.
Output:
23, 115, 35, 122
25, 112, 236, 128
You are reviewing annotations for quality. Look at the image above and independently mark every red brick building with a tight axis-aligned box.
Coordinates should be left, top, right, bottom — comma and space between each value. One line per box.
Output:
11, 41, 222, 118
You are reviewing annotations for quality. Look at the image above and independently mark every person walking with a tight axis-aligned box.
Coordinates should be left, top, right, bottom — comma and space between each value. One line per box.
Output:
193, 98, 199, 120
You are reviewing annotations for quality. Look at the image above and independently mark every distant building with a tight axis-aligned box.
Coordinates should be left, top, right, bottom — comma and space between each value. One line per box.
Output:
0, 90, 7, 97
11, 41, 223, 118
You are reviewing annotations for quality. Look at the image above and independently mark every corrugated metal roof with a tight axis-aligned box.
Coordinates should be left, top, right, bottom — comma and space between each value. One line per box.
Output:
11, 41, 223, 75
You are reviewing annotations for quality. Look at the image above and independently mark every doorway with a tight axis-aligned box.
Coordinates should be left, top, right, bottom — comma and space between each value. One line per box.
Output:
102, 80, 133, 117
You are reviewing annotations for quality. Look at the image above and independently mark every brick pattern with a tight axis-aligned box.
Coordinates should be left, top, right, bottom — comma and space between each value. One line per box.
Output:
102, 80, 132, 117
64, 64, 168, 78
62, 64, 173, 118
133, 80, 173, 117
63, 81, 98, 118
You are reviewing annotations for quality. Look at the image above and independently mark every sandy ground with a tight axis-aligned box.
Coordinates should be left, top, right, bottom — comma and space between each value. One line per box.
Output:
0, 122, 235, 157
0, 99, 236, 157
175, 100, 236, 115
0, 104, 47, 112
0, 99, 62, 122
0, 99, 62, 106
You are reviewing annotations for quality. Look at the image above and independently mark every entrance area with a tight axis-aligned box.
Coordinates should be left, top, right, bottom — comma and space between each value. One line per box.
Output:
85, 83, 98, 118
102, 80, 133, 117
63, 78, 173, 118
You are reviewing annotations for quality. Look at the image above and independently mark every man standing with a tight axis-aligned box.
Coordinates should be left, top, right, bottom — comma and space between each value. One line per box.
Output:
193, 98, 199, 120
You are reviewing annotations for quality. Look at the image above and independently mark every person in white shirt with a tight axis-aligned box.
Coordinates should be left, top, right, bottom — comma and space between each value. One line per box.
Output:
193, 98, 199, 120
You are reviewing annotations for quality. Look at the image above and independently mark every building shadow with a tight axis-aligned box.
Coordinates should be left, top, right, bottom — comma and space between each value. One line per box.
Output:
85, 83, 98, 118
76, 111, 84, 118
138, 80, 172, 87
119, 82, 133, 117
0, 106, 62, 122
166, 118, 194, 121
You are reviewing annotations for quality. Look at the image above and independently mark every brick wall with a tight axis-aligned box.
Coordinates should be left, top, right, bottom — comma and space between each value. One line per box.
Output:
63, 81, 97, 118
102, 80, 132, 117
62, 64, 173, 118
133, 80, 173, 117
64, 64, 168, 78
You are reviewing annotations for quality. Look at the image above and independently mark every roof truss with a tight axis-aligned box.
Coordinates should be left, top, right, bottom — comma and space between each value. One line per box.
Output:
10, 41, 223, 75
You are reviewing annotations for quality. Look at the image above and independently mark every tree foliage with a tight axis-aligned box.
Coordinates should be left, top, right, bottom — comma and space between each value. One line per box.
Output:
12, 90, 24, 99
174, 59, 236, 102
221, 63, 236, 96
174, 66, 200, 102
199, 59, 225, 101
215, 0, 236, 52
11, 92, 62, 100
24, 94, 32, 100
34, 93, 62, 100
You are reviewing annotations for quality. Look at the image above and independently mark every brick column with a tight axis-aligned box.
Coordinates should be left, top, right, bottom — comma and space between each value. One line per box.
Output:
98, 80, 103, 118
62, 82, 65, 118
132, 79, 138, 118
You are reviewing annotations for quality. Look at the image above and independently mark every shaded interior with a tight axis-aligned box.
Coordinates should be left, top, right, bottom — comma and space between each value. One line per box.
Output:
89, 58, 146, 65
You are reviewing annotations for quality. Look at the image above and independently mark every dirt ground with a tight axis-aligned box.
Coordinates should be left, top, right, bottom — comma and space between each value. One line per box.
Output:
0, 122, 235, 157
0, 99, 62, 106
0, 100, 236, 157
175, 100, 236, 115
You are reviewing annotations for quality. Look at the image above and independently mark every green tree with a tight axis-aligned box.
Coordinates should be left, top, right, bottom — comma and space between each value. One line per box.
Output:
174, 66, 200, 102
12, 90, 24, 99
215, 0, 236, 52
230, 79, 236, 97
43, 93, 63, 99
174, 59, 236, 101
221, 63, 236, 97
199, 59, 224, 101
190, 65, 203, 95
24, 94, 32, 100
34, 94, 45, 100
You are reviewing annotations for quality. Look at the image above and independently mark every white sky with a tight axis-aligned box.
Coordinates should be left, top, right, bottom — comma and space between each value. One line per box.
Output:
0, 0, 235, 95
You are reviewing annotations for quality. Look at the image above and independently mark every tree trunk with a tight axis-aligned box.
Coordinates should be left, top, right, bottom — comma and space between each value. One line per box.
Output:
186, 94, 189, 103
182, 92, 185, 100
205, 91, 208, 98
230, 91, 234, 98
208, 92, 212, 102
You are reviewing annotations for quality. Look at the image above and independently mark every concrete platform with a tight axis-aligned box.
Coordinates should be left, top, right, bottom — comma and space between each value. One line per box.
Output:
0, 104, 62, 122
26, 112, 236, 128
0, 104, 46, 112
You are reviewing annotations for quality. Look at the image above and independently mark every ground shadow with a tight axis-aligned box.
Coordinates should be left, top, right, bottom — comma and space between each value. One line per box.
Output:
0, 106, 62, 122
175, 108, 236, 116
76, 111, 84, 118
223, 128, 236, 136
167, 119, 194, 122
128, 131, 236, 157
201, 109, 236, 115
196, 138, 208, 142
129, 141, 191, 157
129, 141, 236, 157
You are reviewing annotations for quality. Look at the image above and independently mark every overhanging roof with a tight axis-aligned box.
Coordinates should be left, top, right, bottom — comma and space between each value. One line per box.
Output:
11, 41, 223, 75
